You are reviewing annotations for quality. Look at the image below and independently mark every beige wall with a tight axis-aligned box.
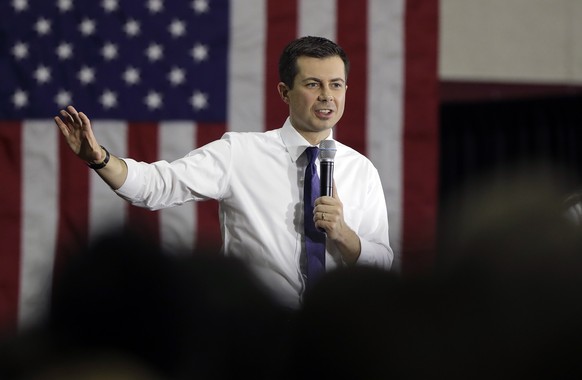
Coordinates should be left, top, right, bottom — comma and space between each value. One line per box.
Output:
439, 0, 582, 84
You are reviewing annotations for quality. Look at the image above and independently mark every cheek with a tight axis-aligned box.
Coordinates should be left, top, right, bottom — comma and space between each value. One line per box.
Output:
298, 97, 317, 113
336, 96, 346, 111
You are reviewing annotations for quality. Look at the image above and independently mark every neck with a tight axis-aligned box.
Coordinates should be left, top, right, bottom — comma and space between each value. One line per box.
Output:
299, 130, 332, 146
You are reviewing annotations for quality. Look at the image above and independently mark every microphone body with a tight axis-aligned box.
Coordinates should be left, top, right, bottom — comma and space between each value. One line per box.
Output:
320, 161, 334, 197
319, 140, 337, 197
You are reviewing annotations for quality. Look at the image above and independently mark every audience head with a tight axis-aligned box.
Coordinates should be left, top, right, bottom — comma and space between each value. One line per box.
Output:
2, 229, 288, 379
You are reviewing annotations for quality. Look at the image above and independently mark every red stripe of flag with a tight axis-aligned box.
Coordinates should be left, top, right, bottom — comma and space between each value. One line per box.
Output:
336, 0, 368, 156
127, 122, 160, 243
402, 0, 439, 275
0, 122, 23, 332
53, 136, 90, 277
265, 0, 297, 131
195, 123, 226, 254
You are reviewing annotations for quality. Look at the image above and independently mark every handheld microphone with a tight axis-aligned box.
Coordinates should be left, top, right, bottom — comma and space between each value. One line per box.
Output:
319, 140, 337, 197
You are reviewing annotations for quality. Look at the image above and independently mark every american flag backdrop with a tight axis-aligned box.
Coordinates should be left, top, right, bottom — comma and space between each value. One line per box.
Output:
0, 0, 438, 331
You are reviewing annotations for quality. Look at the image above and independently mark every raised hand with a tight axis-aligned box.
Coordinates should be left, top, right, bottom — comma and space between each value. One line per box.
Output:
54, 105, 104, 163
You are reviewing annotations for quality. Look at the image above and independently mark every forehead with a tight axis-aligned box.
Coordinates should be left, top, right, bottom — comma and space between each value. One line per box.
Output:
294, 56, 346, 81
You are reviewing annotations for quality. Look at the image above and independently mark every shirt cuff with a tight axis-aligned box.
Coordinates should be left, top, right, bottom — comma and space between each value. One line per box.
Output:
356, 239, 393, 269
114, 158, 143, 199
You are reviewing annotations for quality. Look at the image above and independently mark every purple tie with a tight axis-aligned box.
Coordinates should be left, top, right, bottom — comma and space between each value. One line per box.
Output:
303, 147, 326, 289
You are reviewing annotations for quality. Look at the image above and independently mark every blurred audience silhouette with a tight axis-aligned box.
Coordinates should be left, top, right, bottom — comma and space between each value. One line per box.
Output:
3, 165, 582, 379
0, 228, 291, 379
290, 165, 582, 379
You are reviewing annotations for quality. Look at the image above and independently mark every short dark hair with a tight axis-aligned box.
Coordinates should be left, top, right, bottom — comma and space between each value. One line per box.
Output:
278, 36, 350, 89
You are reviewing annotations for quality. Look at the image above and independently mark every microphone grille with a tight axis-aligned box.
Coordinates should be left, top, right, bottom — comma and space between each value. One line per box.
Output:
319, 140, 337, 161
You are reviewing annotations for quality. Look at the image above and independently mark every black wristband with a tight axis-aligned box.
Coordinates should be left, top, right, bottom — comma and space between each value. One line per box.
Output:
87, 146, 110, 170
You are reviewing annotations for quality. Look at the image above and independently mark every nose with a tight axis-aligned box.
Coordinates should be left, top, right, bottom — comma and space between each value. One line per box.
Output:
318, 92, 333, 102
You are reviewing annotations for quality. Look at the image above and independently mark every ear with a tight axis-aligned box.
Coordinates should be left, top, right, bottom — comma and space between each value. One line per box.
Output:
277, 82, 290, 104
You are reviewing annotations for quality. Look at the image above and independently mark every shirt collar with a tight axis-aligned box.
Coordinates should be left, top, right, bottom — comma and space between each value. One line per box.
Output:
280, 117, 335, 163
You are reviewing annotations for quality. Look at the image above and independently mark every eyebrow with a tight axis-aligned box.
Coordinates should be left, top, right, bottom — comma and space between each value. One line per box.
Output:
302, 77, 346, 83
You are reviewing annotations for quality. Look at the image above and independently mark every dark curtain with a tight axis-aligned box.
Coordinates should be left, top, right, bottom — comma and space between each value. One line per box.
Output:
438, 94, 582, 261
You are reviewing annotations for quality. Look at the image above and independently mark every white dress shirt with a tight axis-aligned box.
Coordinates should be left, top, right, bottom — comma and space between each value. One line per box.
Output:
115, 118, 393, 308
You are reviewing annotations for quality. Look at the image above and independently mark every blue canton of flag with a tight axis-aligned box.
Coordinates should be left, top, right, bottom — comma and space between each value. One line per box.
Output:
0, 0, 229, 121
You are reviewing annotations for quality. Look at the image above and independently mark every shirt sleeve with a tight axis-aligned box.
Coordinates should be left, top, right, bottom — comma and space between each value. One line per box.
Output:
353, 167, 394, 270
114, 137, 233, 210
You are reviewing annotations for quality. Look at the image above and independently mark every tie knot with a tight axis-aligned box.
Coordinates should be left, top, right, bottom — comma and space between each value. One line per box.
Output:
305, 146, 319, 165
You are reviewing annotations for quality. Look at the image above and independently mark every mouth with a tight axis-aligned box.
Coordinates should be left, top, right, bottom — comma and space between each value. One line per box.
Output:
315, 109, 334, 118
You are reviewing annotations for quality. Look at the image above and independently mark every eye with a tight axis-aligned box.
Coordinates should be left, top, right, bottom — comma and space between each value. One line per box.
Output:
306, 82, 319, 88
331, 82, 344, 89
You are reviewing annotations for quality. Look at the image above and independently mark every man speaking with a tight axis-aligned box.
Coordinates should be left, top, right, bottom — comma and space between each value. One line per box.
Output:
54, 36, 393, 308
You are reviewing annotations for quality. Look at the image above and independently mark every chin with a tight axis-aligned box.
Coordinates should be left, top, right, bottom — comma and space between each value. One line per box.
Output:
312, 123, 333, 132
322, 120, 338, 130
